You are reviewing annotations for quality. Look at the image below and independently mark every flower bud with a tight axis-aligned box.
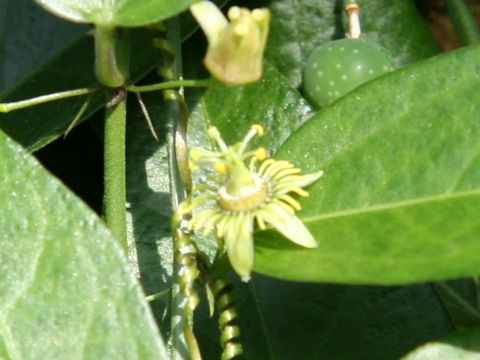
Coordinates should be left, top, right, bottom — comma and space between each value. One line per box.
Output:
190, 1, 270, 85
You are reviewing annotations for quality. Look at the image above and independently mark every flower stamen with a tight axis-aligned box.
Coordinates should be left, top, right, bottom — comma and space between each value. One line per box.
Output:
185, 125, 323, 281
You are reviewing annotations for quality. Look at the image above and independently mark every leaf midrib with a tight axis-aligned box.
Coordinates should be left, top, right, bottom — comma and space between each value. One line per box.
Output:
301, 188, 480, 224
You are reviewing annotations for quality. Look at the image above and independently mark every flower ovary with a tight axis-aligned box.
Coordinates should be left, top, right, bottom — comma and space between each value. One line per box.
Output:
217, 173, 269, 211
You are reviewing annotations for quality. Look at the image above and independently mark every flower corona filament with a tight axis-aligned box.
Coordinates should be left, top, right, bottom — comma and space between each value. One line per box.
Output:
185, 124, 323, 281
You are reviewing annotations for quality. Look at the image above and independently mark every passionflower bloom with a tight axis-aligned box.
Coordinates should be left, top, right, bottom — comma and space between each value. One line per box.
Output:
190, 1, 270, 85
184, 125, 323, 281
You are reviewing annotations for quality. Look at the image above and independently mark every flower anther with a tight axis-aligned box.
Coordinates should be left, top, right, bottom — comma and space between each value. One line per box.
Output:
186, 125, 323, 281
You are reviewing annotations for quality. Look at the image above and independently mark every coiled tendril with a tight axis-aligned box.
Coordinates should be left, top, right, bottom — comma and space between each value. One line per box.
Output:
213, 279, 243, 360
172, 208, 202, 360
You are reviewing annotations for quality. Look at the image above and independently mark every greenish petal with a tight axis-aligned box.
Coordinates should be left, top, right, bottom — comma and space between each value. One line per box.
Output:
190, 1, 228, 45
204, 7, 270, 85
290, 170, 324, 188
274, 172, 324, 192
224, 212, 255, 281
259, 204, 318, 248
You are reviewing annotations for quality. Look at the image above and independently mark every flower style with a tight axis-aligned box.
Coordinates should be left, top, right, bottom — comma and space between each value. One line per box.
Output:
190, 1, 270, 85
184, 125, 323, 281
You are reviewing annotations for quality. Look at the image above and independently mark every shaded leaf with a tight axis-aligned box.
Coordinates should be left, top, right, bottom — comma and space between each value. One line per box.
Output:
0, 29, 162, 151
233, 276, 453, 360
0, 129, 168, 359
254, 43, 480, 284
434, 280, 480, 330
0, 0, 85, 92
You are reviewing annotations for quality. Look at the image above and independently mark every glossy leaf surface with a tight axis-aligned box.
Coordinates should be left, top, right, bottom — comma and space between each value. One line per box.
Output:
0, 129, 168, 359
254, 44, 480, 284
34, 0, 197, 27
0, 0, 469, 359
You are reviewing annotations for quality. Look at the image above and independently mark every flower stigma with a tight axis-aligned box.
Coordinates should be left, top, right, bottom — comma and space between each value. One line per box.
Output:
185, 124, 323, 281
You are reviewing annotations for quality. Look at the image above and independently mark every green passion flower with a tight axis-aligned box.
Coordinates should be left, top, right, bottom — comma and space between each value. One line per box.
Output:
184, 125, 323, 281
190, 1, 270, 85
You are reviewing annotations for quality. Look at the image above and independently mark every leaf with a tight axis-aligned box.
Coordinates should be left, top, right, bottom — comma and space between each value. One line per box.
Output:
401, 325, 480, 360
34, 0, 197, 27
434, 280, 480, 330
198, 62, 314, 153
253, 43, 480, 285
0, 129, 168, 359
125, 92, 174, 322
263, 0, 438, 87
194, 275, 454, 360
0, 28, 162, 151
0, 0, 85, 93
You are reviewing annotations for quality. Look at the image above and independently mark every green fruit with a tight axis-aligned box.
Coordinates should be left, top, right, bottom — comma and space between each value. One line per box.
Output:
303, 38, 395, 108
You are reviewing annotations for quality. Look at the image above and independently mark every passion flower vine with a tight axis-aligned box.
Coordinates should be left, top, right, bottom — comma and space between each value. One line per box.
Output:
184, 124, 323, 281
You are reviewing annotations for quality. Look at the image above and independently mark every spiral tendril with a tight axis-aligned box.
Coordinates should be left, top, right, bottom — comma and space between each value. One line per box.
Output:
173, 206, 202, 360
213, 279, 243, 360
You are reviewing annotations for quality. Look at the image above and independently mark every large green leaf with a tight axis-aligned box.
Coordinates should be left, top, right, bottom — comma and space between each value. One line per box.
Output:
0, 128, 168, 359
401, 325, 480, 360
253, 43, 480, 285
34, 0, 197, 27
233, 276, 453, 360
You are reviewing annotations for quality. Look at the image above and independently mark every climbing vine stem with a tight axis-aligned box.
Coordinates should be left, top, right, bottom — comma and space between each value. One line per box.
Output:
126, 79, 211, 93
158, 18, 200, 360
103, 90, 128, 252
0, 88, 96, 113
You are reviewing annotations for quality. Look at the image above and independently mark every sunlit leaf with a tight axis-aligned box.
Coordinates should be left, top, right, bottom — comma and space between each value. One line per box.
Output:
34, 0, 197, 27
0, 129, 168, 359
254, 44, 480, 285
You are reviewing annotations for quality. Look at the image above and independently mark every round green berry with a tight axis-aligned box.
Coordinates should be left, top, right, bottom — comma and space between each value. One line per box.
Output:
303, 38, 395, 108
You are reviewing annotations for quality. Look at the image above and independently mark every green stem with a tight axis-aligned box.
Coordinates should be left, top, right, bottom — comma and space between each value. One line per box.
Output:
104, 91, 128, 252
126, 79, 211, 93
95, 26, 130, 87
163, 18, 198, 360
0, 88, 96, 113
445, 0, 480, 46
